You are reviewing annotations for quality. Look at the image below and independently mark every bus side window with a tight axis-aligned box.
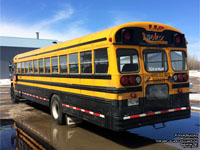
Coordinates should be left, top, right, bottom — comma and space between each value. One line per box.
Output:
80, 51, 92, 74
51, 56, 58, 73
39, 59, 43, 74
94, 48, 108, 73
59, 55, 67, 73
17, 62, 21, 73
21, 62, 24, 73
69, 53, 78, 73
33, 60, 38, 73
29, 60, 33, 73
45, 58, 50, 73
25, 62, 28, 73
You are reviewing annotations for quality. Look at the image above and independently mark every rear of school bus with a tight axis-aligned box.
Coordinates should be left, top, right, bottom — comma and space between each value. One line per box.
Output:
109, 22, 190, 131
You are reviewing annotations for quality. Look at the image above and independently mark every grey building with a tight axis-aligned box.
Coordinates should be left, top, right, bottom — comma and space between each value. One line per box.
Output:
0, 36, 58, 79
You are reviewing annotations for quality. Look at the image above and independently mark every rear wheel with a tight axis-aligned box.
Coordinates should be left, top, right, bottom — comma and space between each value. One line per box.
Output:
50, 95, 66, 125
10, 86, 19, 103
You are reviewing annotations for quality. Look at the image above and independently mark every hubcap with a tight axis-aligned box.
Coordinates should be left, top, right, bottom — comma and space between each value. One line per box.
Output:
52, 100, 59, 119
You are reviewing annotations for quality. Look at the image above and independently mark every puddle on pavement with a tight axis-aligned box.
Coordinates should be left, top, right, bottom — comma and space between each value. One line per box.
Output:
0, 119, 15, 150
0, 112, 199, 150
129, 112, 200, 150
0, 118, 176, 150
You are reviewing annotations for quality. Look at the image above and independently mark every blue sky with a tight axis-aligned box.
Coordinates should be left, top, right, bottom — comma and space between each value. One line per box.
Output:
1, 0, 199, 59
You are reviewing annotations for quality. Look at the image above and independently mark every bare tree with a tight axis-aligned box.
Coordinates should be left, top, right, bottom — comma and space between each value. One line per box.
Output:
188, 54, 200, 70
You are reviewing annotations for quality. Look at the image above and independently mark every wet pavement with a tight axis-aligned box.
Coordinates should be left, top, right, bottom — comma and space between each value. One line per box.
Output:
0, 86, 200, 150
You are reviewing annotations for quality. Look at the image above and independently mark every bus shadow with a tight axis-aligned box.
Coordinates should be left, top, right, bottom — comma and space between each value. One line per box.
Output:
19, 99, 50, 114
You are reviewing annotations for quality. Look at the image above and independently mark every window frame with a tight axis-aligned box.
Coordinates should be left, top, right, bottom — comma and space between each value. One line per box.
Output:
170, 50, 188, 71
51, 56, 58, 74
143, 49, 168, 73
116, 48, 140, 74
38, 58, 44, 74
21, 62, 24, 73
80, 50, 92, 74
17, 62, 21, 73
29, 60, 33, 73
69, 53, 79, 74
44, 57, 50, 74
24, 61, 28, 73
33, 59, 38, 73
59, 55, 68, 74
94, 48, 109, 74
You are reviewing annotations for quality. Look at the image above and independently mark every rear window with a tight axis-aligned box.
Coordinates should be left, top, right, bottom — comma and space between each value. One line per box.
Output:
143, 50, 168, 72
117, 49, 139, 73
170, 50, 187, 71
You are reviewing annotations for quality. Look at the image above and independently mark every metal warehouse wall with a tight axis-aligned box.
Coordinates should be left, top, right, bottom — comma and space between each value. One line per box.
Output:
0, 46, 38, 79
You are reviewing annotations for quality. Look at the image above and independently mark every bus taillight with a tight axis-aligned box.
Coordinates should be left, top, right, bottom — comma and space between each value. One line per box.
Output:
122, 29, 133, 42
129, 76, 136, 85
121, 76, 129, 86
136, 76, 141, 84
131, 93, 137, 98
178, 74, 183, 81
183, 73, 188, 81
121, 76, 141, 86
173, 34, 182, 44
173, 73, 188, 82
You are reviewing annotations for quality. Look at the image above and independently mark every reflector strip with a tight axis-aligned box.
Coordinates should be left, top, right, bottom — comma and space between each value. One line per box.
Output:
62, 104, 105, 119
14, 90, 49, 102
123, 107, 190, 120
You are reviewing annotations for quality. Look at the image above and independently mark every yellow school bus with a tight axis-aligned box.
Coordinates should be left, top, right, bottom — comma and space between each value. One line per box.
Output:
10, 22, 190, 131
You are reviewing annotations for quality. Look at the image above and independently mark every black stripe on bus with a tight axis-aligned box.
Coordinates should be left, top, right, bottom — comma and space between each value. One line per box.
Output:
18, 37, 107, 60
172, 83, 189, 89
18, 79, 142, 94
17, 73, 111, 79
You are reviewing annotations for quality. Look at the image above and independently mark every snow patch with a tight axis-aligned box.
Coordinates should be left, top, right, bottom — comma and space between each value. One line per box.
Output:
190, 93, 200, 101
189, 70, 200, 78
0, 79, 11, 86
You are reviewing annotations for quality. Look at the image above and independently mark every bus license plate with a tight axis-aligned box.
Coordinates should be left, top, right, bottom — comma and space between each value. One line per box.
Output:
128, 98, 139, 106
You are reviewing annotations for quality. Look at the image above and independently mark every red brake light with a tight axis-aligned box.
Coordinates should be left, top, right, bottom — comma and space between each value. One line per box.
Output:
175, 36, 181, 43
158, 26, 164, 30
124, 31, 131, 41
178, 74, 183, 81
129, 76, 136, 85
178, 88, 183, 93
121, 76, 129, 86
183, 73, 188, 81
131, 93, 137, 98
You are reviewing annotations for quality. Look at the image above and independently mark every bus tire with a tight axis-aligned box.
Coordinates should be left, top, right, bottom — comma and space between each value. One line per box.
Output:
10, 87, 19, 103
50, 95, 66, 125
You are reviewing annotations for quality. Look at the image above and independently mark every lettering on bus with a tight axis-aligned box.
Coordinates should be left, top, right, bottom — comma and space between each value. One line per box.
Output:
142, 32, 168, 44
